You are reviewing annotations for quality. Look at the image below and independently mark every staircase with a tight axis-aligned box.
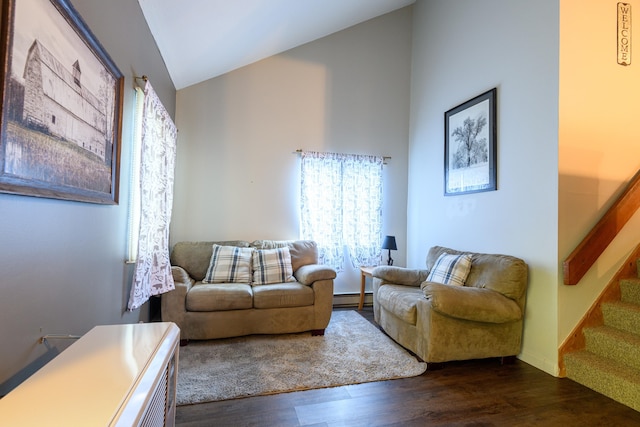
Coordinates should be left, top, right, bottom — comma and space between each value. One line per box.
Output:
563, 272, 640, 412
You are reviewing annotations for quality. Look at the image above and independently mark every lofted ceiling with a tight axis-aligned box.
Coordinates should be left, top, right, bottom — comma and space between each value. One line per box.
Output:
138, 0, 415, 90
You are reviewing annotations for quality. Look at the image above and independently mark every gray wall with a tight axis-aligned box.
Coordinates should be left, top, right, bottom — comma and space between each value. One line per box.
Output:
0, 0, 175, 394
408, 0, 559, 374
172, 7, 413, 298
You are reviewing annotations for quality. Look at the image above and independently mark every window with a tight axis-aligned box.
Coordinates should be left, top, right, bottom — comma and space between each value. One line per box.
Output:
299, 151, 383, 272
126, 87, 144, 264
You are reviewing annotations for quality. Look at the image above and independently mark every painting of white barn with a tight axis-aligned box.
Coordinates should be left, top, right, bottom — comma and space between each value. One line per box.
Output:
22, 39, 109, 160
0, 0, 123, 204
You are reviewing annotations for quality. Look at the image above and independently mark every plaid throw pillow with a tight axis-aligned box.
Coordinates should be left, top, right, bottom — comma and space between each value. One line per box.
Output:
252, 247, 296, 285
426, 253, 472, 287
203, 244, 253, 283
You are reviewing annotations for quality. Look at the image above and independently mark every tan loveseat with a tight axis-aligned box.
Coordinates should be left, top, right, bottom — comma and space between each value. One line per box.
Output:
372, 246, 528, 365
161, 240, 336, 341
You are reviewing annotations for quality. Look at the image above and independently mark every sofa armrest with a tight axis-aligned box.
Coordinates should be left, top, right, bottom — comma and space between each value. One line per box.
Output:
172, 265, 194, 287
422, 282, 522, 323
295, 264, 337, 286
372, 266, 428, 287
161, 266, 194, 324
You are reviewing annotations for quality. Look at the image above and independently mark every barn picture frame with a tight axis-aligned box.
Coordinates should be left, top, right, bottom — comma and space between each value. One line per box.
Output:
0, 0, 123, 204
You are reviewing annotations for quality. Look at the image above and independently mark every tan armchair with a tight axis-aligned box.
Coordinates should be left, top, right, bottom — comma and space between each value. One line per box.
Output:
372, 246, 528, 366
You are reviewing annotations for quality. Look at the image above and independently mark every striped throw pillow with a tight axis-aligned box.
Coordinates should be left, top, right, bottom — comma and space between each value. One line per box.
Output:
427, 253, 472, 287
252, 247, 296, 285
202, 244, 253, 283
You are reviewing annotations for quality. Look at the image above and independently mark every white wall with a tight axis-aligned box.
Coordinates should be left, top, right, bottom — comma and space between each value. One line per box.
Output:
172, 7, 413, 296
0, 0, 175, 394
408, 0, 560, 374
558, 0, 640, 342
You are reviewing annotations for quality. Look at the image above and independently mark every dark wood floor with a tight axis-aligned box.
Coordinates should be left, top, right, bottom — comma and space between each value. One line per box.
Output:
175, 308, 640, 426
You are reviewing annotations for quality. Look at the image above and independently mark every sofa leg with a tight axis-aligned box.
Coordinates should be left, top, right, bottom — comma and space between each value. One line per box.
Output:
501, 355, 516, 365
180, 339, 190, 347
311, 329, 325, 336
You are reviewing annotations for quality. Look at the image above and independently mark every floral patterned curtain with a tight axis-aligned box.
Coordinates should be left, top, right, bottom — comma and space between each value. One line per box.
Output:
300, 151, 383, 272
128, 81, 177, 311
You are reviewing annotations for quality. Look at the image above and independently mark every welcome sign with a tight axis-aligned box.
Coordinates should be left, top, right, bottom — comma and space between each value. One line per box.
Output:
618, 2, 631, 66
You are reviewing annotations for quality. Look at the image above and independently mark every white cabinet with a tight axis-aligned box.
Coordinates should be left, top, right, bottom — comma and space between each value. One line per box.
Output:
0, 322, 180, 427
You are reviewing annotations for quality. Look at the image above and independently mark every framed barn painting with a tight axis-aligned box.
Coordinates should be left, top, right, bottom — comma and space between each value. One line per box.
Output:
444, 88, 497, 196
0, 0, 123, 204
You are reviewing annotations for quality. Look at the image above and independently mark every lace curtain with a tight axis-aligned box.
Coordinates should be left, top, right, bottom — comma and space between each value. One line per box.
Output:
128, 81, 177, 311
300, 151, 383, 272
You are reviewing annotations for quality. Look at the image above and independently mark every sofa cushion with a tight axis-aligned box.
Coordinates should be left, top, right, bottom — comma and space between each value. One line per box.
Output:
203, 244, 253, 283
252, 247, 296, 285
250, 240, 318, 271
186, 283, 253, 311
171, 240, 250, 281
252, 283, 315, 309
377, 284, 423, 325
426, 252, 472, 287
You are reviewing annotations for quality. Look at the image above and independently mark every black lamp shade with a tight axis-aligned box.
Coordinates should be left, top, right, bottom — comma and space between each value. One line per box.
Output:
381, 236, 397, 250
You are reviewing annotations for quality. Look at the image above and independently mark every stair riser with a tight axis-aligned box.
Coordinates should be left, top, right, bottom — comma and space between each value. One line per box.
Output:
620, 279, 640, 305
602, 303, 640, 335
565, 353, 640, 412
584, 329, 640, 371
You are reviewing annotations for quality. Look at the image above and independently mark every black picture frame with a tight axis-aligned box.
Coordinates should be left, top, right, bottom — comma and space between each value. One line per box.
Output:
444, 88, 497, 196
0, 0, 124, 204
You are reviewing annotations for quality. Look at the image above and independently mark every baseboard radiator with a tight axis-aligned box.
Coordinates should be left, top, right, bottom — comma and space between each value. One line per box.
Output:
333, 293, 373, 307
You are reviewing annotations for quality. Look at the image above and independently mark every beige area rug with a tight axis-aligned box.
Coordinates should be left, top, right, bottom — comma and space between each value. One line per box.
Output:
176, 310, 427, 405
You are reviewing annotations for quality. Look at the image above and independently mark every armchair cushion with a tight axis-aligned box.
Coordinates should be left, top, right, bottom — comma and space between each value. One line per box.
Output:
426, 252, 472, 287
377, 284, 422, 324
422, 282, 522, 323
203, 244, 253, 284
426, 246, 527, 301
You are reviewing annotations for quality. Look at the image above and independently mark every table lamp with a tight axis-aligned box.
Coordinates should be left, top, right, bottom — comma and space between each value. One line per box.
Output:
382, 235, 397, 266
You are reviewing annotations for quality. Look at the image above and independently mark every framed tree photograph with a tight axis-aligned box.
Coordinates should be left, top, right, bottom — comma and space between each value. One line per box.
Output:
444, 88, 497, 196
0, 0, 124, 204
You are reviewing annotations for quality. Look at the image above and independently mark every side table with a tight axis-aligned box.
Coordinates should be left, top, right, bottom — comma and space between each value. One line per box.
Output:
359, 266, 377, 310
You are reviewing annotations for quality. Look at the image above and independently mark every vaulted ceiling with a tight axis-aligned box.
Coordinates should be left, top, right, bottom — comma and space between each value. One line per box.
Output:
138, 0, 415, 90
